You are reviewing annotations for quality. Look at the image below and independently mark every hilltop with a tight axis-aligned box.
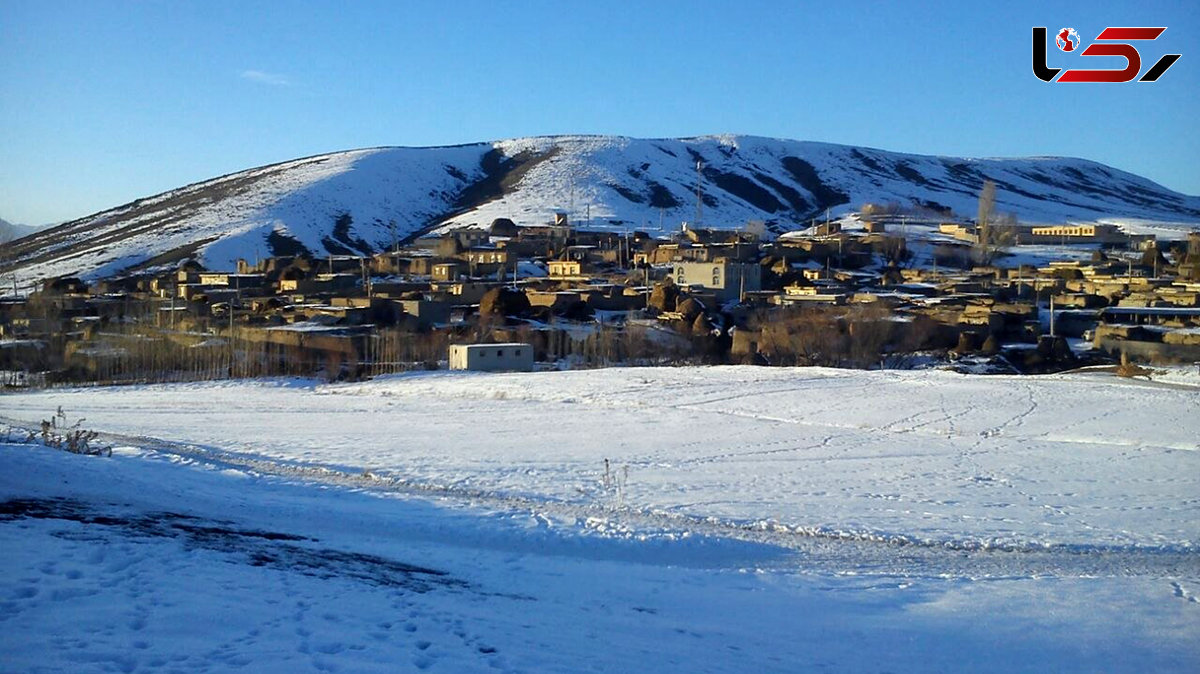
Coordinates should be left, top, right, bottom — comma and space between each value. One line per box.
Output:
2, 134, 1198, 284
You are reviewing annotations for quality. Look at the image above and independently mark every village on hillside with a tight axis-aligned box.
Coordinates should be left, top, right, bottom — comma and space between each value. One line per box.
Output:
2, 204, 1200, 387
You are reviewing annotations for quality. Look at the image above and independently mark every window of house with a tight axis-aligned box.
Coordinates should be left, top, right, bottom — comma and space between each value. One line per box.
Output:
515, 350, 521, 356
712, 268, 721, 286
497, 350, 504, 357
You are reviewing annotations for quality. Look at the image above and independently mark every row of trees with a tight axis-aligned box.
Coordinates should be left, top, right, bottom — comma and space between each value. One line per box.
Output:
59, 327, 314, 384
750, 304, 943, 368
36, 317, 712, 386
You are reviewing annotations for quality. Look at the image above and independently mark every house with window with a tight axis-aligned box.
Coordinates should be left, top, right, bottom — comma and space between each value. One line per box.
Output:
548, 260, 582, 278
1029, 223, 1127, 244
448, 343, 534, 372
432, 262, 466, 282
672, 261, 762, 302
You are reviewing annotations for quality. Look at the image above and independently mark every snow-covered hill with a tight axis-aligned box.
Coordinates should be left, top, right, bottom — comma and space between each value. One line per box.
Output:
3, 134, 1199, 284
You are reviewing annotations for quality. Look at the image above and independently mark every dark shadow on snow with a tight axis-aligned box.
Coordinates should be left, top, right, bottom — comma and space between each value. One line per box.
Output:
0, 498, 466, 593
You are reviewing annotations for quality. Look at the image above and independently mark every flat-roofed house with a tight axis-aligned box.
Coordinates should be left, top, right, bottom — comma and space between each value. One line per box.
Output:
672, 261, 762, 301
448, 343, 534, 372
548, 260, 582, 278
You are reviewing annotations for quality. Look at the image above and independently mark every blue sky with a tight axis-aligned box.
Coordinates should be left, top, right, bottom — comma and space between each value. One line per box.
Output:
1, 0, 1196, 225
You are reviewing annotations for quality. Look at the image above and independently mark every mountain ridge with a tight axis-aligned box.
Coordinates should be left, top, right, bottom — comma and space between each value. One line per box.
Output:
0, 218, 43, 244
2, 134, 1198, 285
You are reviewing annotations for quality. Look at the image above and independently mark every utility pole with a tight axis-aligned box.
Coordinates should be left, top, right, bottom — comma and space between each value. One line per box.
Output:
695, 160, 704, 227
1049, 294, 1056, 337
228, 275, 237, 379
644, 266, 650, 308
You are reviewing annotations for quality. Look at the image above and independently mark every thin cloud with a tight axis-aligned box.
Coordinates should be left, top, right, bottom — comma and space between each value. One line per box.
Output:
239, 69, 291, 87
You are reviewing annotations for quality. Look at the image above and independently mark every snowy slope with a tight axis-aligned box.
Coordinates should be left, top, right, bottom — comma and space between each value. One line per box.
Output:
3, 135, 1199, 285
1, 365, 1198, 672
2, 440, 1196, 673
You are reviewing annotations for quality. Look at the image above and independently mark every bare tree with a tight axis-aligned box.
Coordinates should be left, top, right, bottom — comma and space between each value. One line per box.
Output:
977, 180, 995, 227
973, 180, 1012, 264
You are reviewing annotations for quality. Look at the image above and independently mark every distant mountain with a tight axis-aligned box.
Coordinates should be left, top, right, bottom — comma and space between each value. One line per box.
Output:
0, 218, 42, 244
2, 134, 1198, 284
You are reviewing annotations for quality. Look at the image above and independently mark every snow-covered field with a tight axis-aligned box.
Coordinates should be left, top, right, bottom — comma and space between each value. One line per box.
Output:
2, 366, 1198, 672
